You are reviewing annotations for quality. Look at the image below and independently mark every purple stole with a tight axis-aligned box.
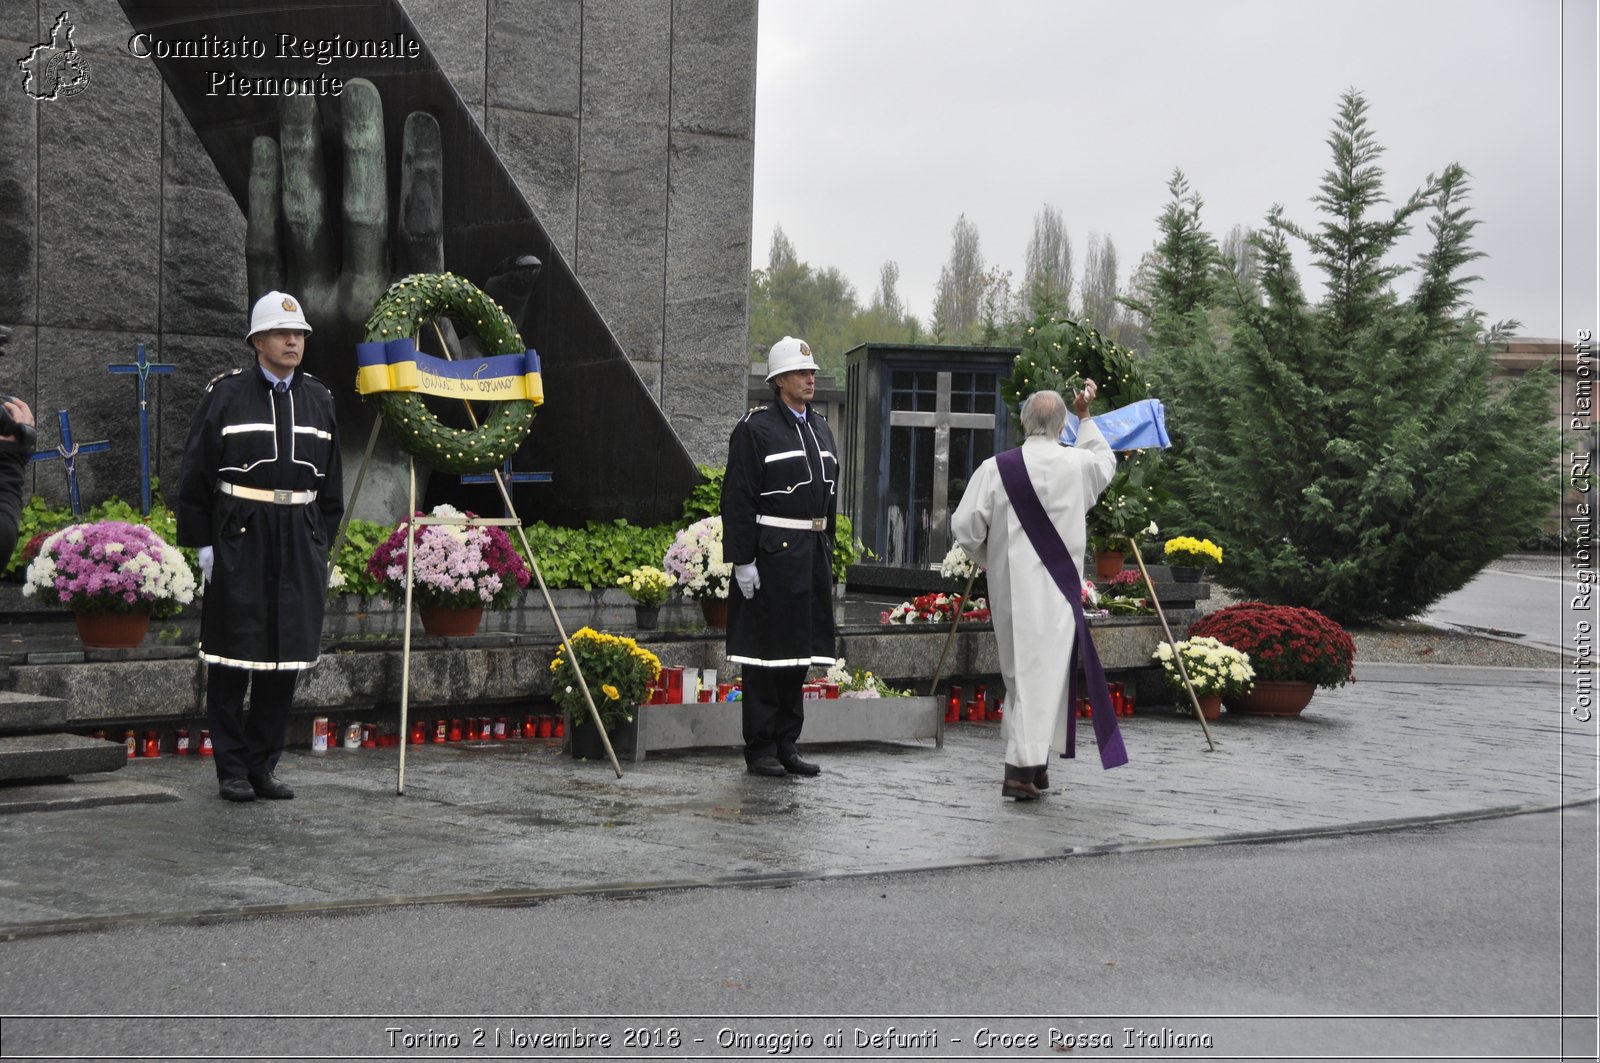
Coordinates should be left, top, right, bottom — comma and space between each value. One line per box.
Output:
995, 447, 1129, 770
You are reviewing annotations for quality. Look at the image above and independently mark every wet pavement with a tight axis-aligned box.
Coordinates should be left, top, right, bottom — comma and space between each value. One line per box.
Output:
0, 660, 1589, 939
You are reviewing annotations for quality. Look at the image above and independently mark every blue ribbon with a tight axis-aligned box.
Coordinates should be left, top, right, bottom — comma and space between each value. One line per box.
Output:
1060, 398, 1171, 451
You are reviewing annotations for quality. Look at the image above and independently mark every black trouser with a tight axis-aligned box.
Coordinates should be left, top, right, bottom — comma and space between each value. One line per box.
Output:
741, 664, 808, 763
205, 664, 298, 782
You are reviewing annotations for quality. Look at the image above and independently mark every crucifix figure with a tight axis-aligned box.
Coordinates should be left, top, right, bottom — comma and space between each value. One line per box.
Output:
107, 342, 176, 515
30, 409, 110, 517
888, 370, 995, 563
459, 458, 551, 518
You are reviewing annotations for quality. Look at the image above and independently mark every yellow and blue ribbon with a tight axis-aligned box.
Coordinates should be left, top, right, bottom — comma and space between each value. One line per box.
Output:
356, 338, 544, 404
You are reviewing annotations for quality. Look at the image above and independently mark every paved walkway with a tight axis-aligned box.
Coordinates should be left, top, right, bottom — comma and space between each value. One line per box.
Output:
0, 661, 1589, 939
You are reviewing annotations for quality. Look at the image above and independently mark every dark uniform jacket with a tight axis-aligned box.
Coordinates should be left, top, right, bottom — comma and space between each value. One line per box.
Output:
176, 368, 343, 670
0, 442, 26, 568
721, 399, 838, 668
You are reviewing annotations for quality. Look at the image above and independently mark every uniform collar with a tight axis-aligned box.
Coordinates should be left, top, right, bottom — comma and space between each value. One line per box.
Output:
259, 365, 295, 390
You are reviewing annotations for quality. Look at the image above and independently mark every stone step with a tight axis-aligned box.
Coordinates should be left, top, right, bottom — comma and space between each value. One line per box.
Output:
0, 690, 74, 732
0, 733, 128, 782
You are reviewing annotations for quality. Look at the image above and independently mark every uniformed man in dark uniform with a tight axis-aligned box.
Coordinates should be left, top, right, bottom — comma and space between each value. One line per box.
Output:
722, 335, 838, 777
177, 291, 343, 802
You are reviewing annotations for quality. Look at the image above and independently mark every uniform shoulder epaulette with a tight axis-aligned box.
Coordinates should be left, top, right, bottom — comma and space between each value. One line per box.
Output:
204, 368, 243, 393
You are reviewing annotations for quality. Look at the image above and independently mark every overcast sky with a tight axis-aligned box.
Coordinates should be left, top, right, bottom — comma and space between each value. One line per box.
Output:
752, 0, 1596, 343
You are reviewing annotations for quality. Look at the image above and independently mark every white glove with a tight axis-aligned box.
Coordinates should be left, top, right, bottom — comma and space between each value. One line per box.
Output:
734, 562, 760, 599
198, 545, 214, 584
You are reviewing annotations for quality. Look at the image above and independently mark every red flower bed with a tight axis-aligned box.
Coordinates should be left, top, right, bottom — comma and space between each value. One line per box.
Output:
1188, 602, 1355, 688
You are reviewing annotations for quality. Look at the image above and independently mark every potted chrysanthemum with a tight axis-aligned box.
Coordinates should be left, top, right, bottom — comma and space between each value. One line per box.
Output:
1163, 535, 1223, 582
617, 564, 673, 630
23, 521, 197, 647
662, 515, 732, 627
1152, 636, 1255, 719
549, 626, 662, 759
1187, 602, 1356, 716
366, 503, 531, 636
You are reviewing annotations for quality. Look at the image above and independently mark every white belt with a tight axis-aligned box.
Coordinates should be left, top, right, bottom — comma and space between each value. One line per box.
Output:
220, 482, 318, 505
756, 514, 827, 531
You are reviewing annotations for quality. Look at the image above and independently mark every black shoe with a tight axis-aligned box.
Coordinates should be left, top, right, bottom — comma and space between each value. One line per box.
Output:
1033, 767, 1050, 791
780, 755, 821, 776
746, 755, 787, 777
218, 778, 256, 802
249, 773, 295, 800
1002, 764, 1041, 801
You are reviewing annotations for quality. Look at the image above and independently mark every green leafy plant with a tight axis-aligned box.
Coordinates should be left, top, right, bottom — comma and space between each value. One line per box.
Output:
832, 512, 864, 584
682, 464, 725, 523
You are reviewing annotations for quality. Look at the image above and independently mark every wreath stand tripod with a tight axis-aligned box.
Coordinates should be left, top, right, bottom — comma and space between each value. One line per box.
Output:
327, 332, 622, 793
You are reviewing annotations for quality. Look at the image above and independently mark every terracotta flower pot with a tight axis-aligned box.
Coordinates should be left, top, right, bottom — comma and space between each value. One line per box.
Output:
1196, 693, 1223, 720
1227, 680, 1317, 716
699, 597, 729, 628
73, 610, 151, 649
418, 603, 484, 637
1094, 551, 1126, 579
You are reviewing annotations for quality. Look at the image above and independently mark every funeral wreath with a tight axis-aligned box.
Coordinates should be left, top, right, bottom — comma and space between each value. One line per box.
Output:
364, 272, 538, 473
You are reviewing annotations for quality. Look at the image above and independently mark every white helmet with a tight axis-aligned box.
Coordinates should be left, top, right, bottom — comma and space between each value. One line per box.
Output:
764, 335, 819, 381
247, 291, 313, 340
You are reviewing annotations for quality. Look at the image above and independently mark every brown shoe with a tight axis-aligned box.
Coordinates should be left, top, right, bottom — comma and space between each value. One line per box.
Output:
1002, 765, 1041, 801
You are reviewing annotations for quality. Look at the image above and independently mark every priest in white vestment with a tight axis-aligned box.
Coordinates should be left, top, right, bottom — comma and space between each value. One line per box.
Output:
951, 387, 1116, 800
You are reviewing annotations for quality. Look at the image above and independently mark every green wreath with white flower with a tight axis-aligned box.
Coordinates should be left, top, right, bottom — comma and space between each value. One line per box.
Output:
363, 272, 538, 473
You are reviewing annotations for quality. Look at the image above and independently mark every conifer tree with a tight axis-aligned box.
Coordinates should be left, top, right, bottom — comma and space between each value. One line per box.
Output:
1147, 91, 1558, 623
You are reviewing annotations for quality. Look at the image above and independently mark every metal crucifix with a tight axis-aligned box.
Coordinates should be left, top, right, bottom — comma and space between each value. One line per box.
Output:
107, 342, 176, 515
30, 409, 110, 517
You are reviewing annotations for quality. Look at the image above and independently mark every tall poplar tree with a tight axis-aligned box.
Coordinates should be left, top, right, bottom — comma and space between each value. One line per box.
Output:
1147, 91, 1558, 623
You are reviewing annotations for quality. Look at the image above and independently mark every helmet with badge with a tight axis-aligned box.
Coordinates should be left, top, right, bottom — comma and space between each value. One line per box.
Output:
246, 291, 313, 340
764, 336, 819, 382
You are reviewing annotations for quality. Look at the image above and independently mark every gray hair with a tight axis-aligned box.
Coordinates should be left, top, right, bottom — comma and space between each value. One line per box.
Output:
1019, 390, 1068, 439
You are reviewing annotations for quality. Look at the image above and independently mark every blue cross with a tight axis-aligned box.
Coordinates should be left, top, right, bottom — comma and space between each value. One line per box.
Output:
459, 458, 552, 517
31, 409, 111, 517
107, 342, 176, 515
